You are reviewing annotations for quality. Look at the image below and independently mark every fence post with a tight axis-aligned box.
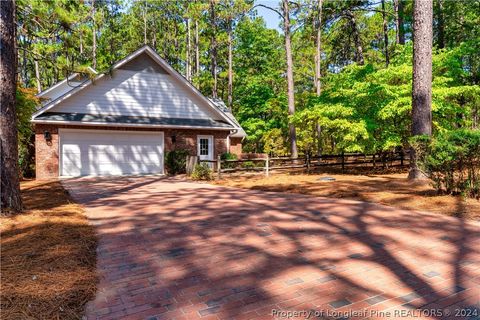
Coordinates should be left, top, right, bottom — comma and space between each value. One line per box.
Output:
265, 154, 270, 177
186, 155, 198, 176
217, 155, 221, 179
341, 152, 345, 173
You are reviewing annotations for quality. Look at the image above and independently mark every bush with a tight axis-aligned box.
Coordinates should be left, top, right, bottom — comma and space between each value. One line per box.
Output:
165, 149, 190, 175
191, 163, 213, 181
17, 87, 39, 178
221, 152, 237, 169
413, 129, 480, 198
241, 160, 256, 169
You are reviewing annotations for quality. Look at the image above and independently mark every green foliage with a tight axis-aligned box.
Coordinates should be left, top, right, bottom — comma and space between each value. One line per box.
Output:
14, 0, 480, 165
16, 87, 40, 178
191, 163, 213, 181
233, 17, 287, 152
221, 152, 237, 161
241, 161, 256, 169
292, 44, 480, 156
220, 152, 237, 169
262, 128, 288, 156
165, 149, 190, 175
413, 130, 480, 198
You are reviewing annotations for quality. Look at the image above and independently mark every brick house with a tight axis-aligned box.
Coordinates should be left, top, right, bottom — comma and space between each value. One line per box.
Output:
32, 45, 246, 179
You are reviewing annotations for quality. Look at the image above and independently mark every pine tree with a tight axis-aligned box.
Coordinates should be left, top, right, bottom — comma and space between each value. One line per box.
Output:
1, 0, 22, 213
409, 0, 433, 180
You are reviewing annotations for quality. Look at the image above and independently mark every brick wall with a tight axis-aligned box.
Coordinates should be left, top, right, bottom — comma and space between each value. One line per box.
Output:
229, 137, 243, 157
35, 124, 231, 179
35, 124, 60, 179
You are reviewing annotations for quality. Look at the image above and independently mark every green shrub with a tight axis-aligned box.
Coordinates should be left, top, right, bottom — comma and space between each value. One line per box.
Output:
191, 163, 213, 181
413, 129, 480, 198
241, 160, 256, 169
221, 152, 238, 169
165, 149, 190, 175
17, 87, 39, 178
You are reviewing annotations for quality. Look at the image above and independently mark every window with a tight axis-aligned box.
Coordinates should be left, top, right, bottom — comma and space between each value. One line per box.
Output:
199, 138, 209, 155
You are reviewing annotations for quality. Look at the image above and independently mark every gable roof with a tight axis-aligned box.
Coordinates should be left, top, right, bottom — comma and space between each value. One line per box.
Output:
209, 99, 247, 138
36, 66, 97, 99
32, 45, 245, 135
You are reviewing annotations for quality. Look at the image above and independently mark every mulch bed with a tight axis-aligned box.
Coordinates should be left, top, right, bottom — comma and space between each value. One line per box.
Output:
1, 180, 97, 319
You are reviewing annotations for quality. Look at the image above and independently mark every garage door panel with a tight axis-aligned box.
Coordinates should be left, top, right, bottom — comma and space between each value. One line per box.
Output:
60, 130, 164, 177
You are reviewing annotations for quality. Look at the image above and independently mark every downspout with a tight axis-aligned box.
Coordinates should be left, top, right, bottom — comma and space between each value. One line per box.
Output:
227, 129, 238, 153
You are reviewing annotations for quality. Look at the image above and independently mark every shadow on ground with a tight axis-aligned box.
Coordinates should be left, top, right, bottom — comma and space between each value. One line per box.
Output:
216, 173, 479, 219
62, 176, 480, 320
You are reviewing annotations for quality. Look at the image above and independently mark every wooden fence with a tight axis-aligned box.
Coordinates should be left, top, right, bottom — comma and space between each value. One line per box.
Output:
188, 151, 409, 178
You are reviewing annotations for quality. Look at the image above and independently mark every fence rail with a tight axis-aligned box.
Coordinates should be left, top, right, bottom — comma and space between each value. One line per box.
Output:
188, 151, 409, 179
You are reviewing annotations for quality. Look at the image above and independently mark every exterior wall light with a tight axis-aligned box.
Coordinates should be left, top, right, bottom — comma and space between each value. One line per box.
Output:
44, 130, 52, 142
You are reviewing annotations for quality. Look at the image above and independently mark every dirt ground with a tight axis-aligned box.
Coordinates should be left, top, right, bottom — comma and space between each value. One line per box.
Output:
0, 180, 97, 320
215, 172, 480, 220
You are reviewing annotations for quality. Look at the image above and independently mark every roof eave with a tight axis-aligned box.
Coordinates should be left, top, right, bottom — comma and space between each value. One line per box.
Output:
31, 119, 234, 131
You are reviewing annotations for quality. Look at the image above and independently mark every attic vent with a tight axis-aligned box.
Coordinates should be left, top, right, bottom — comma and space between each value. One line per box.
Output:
119, 52, 168, 74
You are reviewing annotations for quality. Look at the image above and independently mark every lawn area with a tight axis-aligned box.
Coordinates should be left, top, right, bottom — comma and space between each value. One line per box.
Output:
0, 180, 97, 320
215, 172, 480, 220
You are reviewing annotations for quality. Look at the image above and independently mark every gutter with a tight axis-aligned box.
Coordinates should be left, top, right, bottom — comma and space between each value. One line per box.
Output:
227, 129, 239, 152
31, 119, 234, 131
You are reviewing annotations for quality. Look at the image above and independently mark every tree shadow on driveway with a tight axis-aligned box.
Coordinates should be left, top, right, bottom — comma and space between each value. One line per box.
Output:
63, 176, 480, 320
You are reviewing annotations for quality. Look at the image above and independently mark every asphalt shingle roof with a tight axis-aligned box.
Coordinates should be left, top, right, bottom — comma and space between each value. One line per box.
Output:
35, 112, 234, 128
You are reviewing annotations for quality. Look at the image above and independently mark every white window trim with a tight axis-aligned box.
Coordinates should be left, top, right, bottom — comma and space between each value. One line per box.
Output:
197, 135, 214, 161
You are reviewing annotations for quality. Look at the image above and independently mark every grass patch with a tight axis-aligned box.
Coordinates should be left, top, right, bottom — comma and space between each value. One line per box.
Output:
1, 180, 97, 319
214, 173, 480, 219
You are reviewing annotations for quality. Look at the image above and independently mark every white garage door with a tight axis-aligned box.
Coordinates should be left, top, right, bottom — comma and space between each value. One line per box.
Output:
60, 129, 164, 177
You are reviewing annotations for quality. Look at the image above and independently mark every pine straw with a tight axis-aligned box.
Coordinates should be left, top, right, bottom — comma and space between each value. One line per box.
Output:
1, 180, 97, 320
215, 172, 480, 220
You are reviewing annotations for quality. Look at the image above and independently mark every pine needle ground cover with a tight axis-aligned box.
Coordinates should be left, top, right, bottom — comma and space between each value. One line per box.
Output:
215, 173, 480, 220
1, 180, 97, 319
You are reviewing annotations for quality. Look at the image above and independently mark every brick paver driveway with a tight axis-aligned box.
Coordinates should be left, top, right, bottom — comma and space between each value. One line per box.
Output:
62, 176, 480, 320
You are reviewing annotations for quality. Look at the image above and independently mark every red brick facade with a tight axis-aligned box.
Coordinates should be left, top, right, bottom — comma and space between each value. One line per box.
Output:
35, 124, 231, 179
229, 137, 243, 156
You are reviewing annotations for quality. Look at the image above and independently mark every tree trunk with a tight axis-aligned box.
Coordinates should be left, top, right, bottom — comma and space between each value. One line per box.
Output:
346, 10, 364, 65
92, 0, 97, 69
143, 1, 147, 45
382, 0, 390, 66
34, 59, 42, 93
409, 0, 433, 180
186, 18, 191, 81
315, 0, 323, 156
22, 41, 29, 85
394, 0, 406, 44
210, 0, 218, 98
1, 0, 22, 213
80, 30, 83, 54
195, 19, 200, 79
316, 124, 322, 156
314, 0, 322, 95
436, 0, 445, 48
227, 20, 233, 109
18, 9, 29, 86
174, 22, 179, 66
153, 28, 157, 48
283, 0, 297, 158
